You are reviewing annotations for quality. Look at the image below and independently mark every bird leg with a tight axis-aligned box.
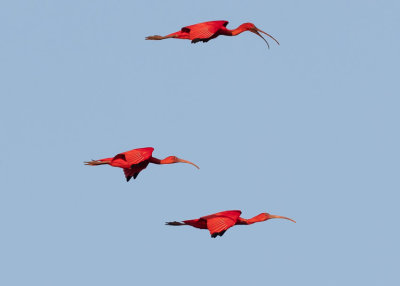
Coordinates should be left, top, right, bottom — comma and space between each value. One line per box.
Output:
84, 160, 110, 166
145, 35, 164, 40
165, 221, 185, 226
145, 35, 177, 40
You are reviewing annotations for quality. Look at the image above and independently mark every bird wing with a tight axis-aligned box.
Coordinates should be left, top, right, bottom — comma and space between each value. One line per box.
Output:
181, 20, 229, 40
112, 147, 154, 165
205, 210, 242, 237
123, 168, 140, 182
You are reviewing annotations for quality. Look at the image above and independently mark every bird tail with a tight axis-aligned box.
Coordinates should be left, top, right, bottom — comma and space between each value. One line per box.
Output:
84, 159, 110, 166
165, 221, 185, 226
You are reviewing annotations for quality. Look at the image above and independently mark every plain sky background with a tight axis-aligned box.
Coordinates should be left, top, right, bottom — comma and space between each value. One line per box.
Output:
1, 1, 399, 285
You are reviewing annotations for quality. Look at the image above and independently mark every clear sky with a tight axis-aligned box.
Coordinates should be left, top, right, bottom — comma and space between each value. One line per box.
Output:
1, 1, 399, 285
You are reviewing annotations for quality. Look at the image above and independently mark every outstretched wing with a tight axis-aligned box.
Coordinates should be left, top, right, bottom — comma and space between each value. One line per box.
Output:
204, 210, 241, 238
181, 20, 229, 41
112, 147, 154, 165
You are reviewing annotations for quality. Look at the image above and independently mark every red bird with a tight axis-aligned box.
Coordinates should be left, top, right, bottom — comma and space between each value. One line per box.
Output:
146, 20, 279, 48
84, 147, 199, 182
166, 210, 296, 238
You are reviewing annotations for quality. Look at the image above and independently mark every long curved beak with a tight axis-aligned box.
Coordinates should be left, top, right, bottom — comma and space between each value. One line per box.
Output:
269, 214, 296, 223
176, 158, 200, 169
252, 27, 280, 49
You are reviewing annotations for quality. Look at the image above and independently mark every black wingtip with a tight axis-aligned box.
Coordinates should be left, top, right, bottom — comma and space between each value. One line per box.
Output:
126, 176, 132, 182
211, 230, 226, 238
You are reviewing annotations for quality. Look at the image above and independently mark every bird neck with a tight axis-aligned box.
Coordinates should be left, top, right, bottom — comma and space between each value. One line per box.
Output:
239, 214, 267, 225
236, 216, 261, 225
148, 157, 161, 164
229, 25, 249, 36
236, 217, 250, 225
149, 156, 176, 165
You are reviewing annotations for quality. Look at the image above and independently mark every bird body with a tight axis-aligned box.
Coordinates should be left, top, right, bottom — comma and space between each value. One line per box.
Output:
166, 210, 296, 238
85, 147, 199, 182
146, 20, 280, 48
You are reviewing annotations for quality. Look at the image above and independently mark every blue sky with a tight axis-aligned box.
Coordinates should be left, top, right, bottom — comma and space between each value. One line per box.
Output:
1, 1, 399, 285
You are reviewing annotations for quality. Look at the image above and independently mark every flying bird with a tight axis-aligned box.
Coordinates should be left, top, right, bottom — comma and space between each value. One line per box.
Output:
84, 147, 199, 182
166, 210, 296, 238
146, 20, 279, 48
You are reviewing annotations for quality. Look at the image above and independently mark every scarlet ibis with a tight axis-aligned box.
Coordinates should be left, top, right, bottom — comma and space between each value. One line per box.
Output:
166, 210, 296, 238
146, 20, 279, 48
84, 147, 199, 182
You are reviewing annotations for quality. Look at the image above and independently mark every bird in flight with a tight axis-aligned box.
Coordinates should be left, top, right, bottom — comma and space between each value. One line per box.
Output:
146, 20, 279, 48
85, 147, 199, 182
166, 210, 295, 238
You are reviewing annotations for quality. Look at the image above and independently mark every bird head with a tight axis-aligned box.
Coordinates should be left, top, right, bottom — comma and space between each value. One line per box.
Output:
162, 156, 200, 169
241, 23, 280, 49
263, 213, 296, 223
